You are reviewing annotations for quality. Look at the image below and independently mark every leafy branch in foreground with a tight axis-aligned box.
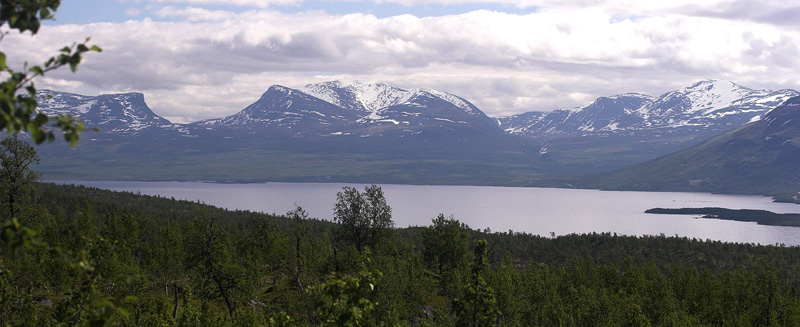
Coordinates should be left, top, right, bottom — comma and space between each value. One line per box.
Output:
0, 0, 101, 146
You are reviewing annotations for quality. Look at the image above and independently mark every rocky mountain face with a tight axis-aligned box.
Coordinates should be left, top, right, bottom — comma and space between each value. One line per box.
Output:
498, 80, 799, 140
36, 90, 174, 135
302, 80, 499, 135
582, 96, 800, 197
192, 85, 362, 136
498, 93, 654, 139
185, 80, 502, 138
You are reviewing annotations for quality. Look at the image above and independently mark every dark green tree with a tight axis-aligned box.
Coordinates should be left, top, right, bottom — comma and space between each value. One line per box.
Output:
310, 256, 381, 327
0, 134, 38, 220
186, 213, 241, 320
289, 205, 309, 292
333, 185, 394, 252
422, 214, 470, 293
453, 239, 499, 327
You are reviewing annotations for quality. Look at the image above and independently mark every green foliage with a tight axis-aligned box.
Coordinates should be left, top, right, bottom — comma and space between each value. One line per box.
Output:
422, 214, 470, 295
453, 239, 500, 327
0, 0, 101, 145
333, 185, 394, 252
309, 257, 381, 327
0, 134, 38, 219
186, 213, 242, 320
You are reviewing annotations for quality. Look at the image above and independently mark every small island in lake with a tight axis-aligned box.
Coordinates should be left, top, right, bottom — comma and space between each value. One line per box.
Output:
645, 207, 800, 227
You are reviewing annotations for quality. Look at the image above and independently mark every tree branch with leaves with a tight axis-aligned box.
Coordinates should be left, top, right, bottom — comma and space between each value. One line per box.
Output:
0, 0, 101, 146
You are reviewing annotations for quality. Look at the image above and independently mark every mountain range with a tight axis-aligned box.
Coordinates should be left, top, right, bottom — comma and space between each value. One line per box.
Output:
499, 80, 796, 139
32, 79, 799, 191
583, 95, 800, 200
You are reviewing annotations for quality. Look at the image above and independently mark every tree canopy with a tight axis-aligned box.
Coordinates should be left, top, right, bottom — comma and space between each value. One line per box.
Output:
333, 185, 394, 252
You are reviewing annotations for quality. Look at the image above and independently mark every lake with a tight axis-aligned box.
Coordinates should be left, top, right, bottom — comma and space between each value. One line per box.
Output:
55, 181, 800, 246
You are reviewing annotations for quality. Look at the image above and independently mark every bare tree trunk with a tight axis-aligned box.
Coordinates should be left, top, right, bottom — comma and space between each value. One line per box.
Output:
295, 232, 304, 292
172, 283, 180, 319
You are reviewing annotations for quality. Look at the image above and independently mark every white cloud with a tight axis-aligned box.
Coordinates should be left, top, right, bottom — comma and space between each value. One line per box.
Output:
126, 7, 143, 16
4, 2, 799, 122
144, 0, 302, 8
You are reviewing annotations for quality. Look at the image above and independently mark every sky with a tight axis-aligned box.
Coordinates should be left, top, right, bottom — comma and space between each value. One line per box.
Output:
4, 0, 800, 123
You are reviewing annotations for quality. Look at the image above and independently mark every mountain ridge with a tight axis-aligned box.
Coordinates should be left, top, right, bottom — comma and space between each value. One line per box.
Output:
580, 96, 800, 198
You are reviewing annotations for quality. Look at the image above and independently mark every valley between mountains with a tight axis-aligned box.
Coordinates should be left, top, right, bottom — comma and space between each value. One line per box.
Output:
34, 79, 800, 200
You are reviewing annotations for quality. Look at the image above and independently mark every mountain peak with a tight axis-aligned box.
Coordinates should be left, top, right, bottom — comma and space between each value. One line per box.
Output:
606, 93, 655, 100
682, 79, 750, 96
266, 85, 294, 95
303, 80, 409, 113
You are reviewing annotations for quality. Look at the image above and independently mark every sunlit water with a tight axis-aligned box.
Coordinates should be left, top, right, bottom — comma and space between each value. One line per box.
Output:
54, 181, 800, 246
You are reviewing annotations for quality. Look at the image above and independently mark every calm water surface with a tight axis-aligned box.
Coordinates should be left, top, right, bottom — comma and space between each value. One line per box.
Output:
56, 181, 800, 246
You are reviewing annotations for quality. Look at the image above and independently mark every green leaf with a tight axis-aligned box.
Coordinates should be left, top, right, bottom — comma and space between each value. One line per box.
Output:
29, 66, 44, 75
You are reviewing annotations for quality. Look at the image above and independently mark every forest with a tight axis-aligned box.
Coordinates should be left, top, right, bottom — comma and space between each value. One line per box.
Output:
5, 137, 800, 326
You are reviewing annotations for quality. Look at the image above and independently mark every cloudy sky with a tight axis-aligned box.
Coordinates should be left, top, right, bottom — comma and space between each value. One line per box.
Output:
5, 0, 800, 123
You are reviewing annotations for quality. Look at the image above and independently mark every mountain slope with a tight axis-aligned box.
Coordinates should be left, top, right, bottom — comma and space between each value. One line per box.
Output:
303, 80, 502, 137
582, 96, 800, 197
498, 94, 653, 138
36, 90, 174, 135
192, 85, 361, 136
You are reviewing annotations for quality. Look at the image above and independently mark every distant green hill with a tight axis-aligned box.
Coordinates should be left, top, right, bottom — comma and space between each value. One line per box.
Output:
581, 96, 800, 201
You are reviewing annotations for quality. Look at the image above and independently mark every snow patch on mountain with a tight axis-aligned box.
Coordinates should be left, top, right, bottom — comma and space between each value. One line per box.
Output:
36, 90, 173, 135
417, 88, 481, 116
682, 80, 752, 114
304, 80, 485, 125
498, 81, 799, 139
303, 80, 410, 113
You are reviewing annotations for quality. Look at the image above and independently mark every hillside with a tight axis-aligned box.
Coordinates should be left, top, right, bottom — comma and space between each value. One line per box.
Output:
581, 96, 800, 199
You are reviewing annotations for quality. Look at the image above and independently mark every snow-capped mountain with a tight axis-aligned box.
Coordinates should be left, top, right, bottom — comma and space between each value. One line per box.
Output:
499, 80, 799, 140
36, 90, 174, 135
302, 80, 409, 113
585, 96, 800, 195
302, 80, 499, 135
192, 85, 361, 136
194, 81, 502, 137
498, 93, 654, 138
36, 79, 798, 146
